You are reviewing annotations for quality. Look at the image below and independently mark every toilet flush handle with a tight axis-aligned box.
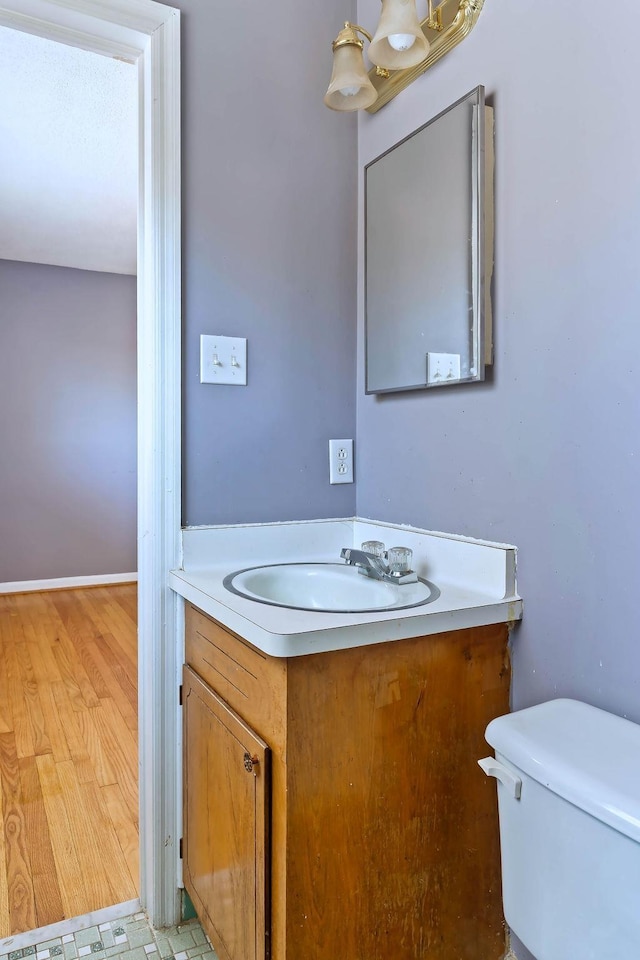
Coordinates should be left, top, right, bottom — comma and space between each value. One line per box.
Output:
478, 757, 522, 799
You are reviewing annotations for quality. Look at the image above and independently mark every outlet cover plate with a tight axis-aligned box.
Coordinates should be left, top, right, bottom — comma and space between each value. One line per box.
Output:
329, 439, 353, 484
200, 335, 247, 385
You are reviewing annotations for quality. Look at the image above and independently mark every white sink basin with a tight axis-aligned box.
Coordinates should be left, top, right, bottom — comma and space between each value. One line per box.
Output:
223, 562, 440, 613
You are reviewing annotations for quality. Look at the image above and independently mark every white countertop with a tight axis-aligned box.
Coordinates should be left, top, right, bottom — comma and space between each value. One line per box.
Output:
169, 518, 523, 658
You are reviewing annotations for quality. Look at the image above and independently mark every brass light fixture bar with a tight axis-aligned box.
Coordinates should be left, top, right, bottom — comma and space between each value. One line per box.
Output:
425, 0, 445, 32
366, 0, 484, 113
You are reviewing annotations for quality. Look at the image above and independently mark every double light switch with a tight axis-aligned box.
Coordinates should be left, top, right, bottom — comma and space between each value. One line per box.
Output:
200, 335, 247, 385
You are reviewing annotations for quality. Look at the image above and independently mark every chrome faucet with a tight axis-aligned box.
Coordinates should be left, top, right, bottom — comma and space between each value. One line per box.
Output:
340, 547, 418, 584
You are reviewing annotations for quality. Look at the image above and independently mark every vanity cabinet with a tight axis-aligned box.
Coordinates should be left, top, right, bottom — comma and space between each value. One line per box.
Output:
182, 667, 270, 960
183, 602, 511, 960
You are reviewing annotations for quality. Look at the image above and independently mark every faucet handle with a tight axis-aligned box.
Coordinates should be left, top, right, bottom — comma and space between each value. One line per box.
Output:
361, 540, 386, 558
388, 546, 413, 576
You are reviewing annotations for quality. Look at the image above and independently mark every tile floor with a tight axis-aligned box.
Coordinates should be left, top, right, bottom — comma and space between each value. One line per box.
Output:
0, 913, 218, 960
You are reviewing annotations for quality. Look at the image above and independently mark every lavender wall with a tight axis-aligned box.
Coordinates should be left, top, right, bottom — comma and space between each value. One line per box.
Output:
357, 7, 640, 953
0, 259, 137, 582
173, 0, 357, 525
357, 0, 640, 714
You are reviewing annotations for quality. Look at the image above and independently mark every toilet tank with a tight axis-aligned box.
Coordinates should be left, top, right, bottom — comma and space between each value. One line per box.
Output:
482, 699, 640, 960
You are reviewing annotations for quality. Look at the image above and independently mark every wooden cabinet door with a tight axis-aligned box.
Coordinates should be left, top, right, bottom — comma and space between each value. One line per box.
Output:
183, 665, 271, 960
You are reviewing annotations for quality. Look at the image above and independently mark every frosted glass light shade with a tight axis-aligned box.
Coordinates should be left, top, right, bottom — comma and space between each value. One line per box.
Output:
324, 42, 377, 112
369, 0, 430, 70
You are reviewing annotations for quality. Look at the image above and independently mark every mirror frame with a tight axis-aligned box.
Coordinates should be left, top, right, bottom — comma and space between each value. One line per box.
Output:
364, 85, 494, 395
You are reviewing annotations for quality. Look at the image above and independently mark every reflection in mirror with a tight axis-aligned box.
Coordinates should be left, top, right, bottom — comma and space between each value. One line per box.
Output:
365, 85, 493, 394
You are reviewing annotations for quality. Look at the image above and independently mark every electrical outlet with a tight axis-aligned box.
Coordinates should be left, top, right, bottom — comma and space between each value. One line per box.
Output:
329, 439, 353, 484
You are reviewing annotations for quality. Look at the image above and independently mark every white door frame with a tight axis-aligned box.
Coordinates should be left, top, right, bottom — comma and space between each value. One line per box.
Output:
0, 0, 182, 928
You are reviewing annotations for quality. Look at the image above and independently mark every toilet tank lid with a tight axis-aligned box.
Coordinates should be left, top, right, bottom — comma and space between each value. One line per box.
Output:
485, 699, 640, 844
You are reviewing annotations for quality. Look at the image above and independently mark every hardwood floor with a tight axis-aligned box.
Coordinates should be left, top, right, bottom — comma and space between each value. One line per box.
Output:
0, 585, 138, 937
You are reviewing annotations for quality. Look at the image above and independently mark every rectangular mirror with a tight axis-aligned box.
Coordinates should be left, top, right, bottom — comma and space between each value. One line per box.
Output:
365, 85, 494, 394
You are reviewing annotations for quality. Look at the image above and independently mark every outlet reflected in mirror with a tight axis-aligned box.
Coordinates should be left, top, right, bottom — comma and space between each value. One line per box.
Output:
365, 86, 494, 394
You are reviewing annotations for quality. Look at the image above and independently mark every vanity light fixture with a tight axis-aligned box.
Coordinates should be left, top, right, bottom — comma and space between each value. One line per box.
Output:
324, 0, 484, 114
368, 0, 432, 72
324, 22, 381, 112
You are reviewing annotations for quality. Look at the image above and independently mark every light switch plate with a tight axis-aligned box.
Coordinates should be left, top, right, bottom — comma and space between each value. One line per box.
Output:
200, 335, 247, 385
426, 352, 461, 385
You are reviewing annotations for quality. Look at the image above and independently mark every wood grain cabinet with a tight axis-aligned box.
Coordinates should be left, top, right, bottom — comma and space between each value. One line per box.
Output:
182, 602, 511, 960
182, 667, 270, 960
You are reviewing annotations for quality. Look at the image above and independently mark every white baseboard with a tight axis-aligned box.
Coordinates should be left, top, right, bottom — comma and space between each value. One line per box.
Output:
0, 572, 138, 595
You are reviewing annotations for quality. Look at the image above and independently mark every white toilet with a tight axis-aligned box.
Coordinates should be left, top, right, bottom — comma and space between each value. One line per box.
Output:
479, 698, 640, 960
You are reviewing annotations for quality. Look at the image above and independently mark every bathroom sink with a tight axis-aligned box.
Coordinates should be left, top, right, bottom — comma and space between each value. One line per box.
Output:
222, 562, 440, 613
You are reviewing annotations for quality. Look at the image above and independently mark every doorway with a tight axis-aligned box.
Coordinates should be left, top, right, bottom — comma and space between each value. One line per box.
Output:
0, 585, 140, 933
0, 0, 181, 935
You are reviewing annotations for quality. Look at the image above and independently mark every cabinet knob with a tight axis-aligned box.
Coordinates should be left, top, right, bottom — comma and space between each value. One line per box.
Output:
243, 752, 259, 773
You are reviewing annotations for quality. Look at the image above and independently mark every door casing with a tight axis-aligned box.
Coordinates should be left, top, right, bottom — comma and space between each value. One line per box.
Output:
0, 0, 183, 928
